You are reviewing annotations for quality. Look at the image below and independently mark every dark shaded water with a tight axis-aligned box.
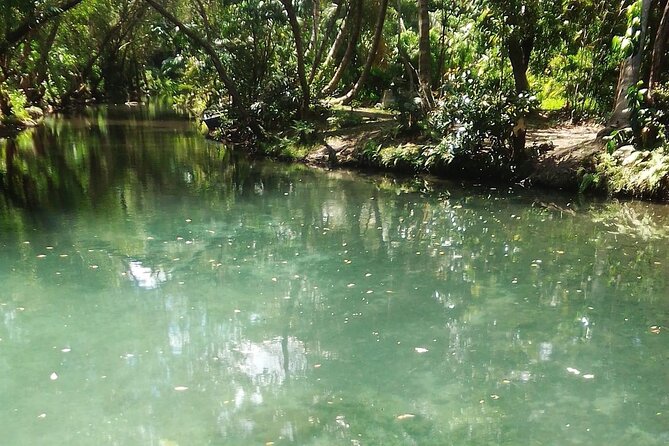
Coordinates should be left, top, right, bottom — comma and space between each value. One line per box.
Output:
1, 105, 668, 445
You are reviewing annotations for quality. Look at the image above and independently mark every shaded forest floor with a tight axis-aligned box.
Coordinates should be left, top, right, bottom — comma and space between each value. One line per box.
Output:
298, 108, 607, 194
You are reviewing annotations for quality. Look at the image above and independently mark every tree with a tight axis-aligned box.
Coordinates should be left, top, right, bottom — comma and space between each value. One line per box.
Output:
335, 0, 389, 105
417, 0, 435, 109
649, 0, 669, 97
322, 0, 363, 96
143, 0, 248, 120
280, 0, 311, 116
608, 0, 652, 129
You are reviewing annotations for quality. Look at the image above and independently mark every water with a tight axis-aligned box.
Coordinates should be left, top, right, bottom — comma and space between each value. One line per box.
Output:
1, 105, 668, 445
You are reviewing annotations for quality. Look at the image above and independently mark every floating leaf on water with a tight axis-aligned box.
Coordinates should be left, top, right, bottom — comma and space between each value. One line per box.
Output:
37, 413, 46, 419
89, 265, 99, 269
583, 374, 595, 379
313, 364, 322, 368
347, 283, 356, 288
61, 348, 71, 353
37, 254, 46, 258
566, 367, 581, 375
271, 277, 278, 282
366, 290, 373, 294
414, 347, 429, 353
185, 219, 192, 223
174, 386, 189, 391
46, 246, 54, 250
59, 254, 68, 258
396, 414, 415, 420
490, 394, 500, 400
650, 326, 661, 334
50, 372, 58, 380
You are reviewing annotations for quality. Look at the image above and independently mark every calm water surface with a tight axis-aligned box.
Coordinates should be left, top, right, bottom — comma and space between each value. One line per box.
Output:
1, 105, 668, 445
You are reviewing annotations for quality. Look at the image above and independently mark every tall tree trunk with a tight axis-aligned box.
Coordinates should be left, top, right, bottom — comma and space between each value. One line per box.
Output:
322, 0, 362, 96
417, 0, 434, 109
309, 0, 345, 83
281, 0, 311, 116
335, 0, 389, 105
144, 0, 248, 120
396, 0, 416, 93
649, 0, 669, 97
435, 0, 447, 88
309, 0, 321, 54
608, 0, 652, 128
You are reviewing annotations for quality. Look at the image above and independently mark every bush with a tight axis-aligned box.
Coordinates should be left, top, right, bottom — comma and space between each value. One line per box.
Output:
426, 72, 537, 167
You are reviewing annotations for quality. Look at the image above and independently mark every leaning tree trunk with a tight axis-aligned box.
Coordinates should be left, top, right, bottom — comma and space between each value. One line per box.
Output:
417, 0, 434, 109
309, 0, 345, 83
335, 0, 389, 105
322, 0, 362, 97
144, 0, 247, 121
281, 0, 311, 117
608, 0, 652, 129
648, 0, 669, 97
322, 1, 350, 69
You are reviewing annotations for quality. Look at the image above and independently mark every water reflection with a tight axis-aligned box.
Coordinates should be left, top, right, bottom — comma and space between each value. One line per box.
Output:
0, 105, 668, 445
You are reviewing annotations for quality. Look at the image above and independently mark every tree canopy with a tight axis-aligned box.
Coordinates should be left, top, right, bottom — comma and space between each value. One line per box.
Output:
0, 0, 668, 158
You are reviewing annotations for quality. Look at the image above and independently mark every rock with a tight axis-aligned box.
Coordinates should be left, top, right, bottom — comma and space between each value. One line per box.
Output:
25, 106, 44, 121
612, 145, 635, 161
622, 151, 643, 166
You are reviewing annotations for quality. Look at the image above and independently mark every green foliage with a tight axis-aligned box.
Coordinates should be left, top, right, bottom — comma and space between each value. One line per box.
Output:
5, 89, 30, 121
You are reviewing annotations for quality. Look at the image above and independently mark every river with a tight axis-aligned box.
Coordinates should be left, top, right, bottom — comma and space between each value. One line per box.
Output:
1, 104, 668, 445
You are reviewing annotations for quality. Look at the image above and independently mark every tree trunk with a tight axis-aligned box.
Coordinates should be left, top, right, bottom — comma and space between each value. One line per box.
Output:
396, 0, 416, 93
309, 0, 321, 54
435, 0, 447, 88
506, 33, 534, 163
649, 0, 669, 96
507, 35, 533, 93
417, 0, 434, 109
608, 0, 651, 128
322, 1, 350, 69
281, 0, 311, 116
144, 0, 247, 120
322, 0, 363, 96
309, 0, 345, 83
335, 0, 389, 105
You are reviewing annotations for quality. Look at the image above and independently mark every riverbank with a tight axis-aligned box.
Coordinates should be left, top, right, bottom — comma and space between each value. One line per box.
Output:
212, 110, 669, 202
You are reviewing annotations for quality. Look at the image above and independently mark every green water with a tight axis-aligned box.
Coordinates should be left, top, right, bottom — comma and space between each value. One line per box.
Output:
1, 105, 668, 445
